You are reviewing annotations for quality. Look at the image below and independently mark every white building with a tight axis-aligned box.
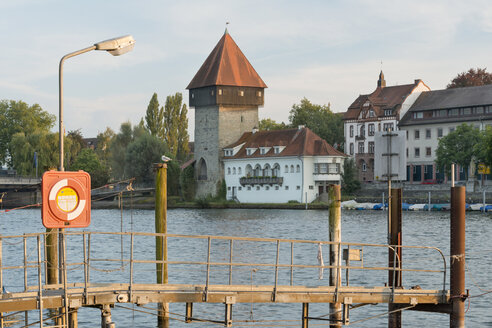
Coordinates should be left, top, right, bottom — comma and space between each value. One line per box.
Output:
343, 72, 430, 181
399, 84, 492, 183
223, 127, 347, 203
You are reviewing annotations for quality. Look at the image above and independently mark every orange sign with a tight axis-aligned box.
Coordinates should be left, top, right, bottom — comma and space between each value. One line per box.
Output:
42, 170, 91, 228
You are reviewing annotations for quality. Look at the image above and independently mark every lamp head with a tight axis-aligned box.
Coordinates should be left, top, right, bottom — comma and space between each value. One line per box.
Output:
94, 35, 135, 56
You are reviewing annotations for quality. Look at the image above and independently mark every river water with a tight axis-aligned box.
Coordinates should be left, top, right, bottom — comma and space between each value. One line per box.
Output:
1, 208, 491, 327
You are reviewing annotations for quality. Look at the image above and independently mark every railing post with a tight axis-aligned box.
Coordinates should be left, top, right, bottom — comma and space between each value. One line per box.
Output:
229, 239, 233, 285
37, 235, 44, 328
83, 233, 88, 304
290, 242, 294, 286
273, 240, 280, 301
389, 188, 402, 328
23, 235, 28, 327
204, 237, 211, 302
129, 233, 134, 303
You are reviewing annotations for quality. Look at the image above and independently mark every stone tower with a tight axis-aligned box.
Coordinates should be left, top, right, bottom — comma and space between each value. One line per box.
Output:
377, 70, 386, 88
187, 31, 267, 197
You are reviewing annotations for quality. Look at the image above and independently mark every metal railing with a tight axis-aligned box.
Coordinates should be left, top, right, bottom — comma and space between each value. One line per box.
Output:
0, 231, 447, 296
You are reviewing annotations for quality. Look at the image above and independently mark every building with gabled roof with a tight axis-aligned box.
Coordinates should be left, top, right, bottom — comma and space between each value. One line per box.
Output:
399, 84, 492, 185
343, 72, 430, 182
187, 30, 267, 197
223, 127, 347, 203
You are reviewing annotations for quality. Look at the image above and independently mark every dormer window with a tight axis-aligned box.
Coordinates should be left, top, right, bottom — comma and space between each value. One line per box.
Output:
369, 109, 375, 117
363, 101, 370, 107
260, 147, 271, 155
246, 148, 257, 156
273, 146, 285, 154
384, 109, 393, 116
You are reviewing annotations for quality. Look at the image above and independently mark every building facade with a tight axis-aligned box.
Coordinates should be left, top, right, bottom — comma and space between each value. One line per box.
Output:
223, 127, 347, 203
343, 72, 430, 182
187, 31, 267, 197
399, 84, 492, 184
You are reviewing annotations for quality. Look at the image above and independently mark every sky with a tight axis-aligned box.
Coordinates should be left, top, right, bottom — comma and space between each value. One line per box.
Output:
1, 0, 492, 141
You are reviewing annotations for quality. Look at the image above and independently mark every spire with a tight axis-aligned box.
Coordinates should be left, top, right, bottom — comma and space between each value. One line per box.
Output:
378, 70, 386, 88
225, 22, 229, 35
187, 31, 267, 89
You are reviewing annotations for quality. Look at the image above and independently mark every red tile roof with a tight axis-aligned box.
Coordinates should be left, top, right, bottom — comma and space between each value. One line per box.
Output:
224, 128, 347, 159
187, 32, 267, 89
344, 80, 424, 120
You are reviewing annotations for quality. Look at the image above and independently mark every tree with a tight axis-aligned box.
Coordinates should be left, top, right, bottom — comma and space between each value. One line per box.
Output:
125, 133, 169, 184
447, 68, 492, 89
66, 129, 85, 170
180, 165, 195, 201
435, 124, 482, 175
0, 100, 56, 166
71, 148, 110, 188
481, 126, 492, 168
259, 118, 287, 131
163, 93, 189, 160
109, 122, 134, 179
145, 93, 164, 138
341, 158, 360, 194
288, 98, 344, 147
9, 131, 63, 176
95, 127, 115, 168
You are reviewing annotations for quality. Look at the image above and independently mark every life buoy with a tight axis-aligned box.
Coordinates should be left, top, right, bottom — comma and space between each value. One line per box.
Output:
42, 170, 91, 228
47, 177, 87, 221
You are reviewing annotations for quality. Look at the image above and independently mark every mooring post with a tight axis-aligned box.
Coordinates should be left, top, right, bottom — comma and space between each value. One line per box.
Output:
450, 186, 466, 328
302, 303, 309, 328
154, 163, 169, 328
328, 184, 342, 327
388, 188, 402, 328
101, 304, 114, 328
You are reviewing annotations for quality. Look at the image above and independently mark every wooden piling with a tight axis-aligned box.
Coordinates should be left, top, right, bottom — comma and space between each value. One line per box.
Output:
450, 186, 465, 328
328, 185, 342, 327
155, 163, 169, 328
388, 188, 402, 328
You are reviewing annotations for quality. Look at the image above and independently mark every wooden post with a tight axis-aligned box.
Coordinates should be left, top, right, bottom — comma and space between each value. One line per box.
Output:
329, 185, 342, 327
45, 228, 62, 327
155, 163, 169, 328
450, 186, 465, 328
388, 188, 402, 328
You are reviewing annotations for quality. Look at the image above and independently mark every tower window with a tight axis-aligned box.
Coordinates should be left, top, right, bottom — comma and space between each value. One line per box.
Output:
218, 89, 222, 95
211, 90, 214, 96
258, 91, 262, 97
239, 90, 244, 96
191, 93, 194, 99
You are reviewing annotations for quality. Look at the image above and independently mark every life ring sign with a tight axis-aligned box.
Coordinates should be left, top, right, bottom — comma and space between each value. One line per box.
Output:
42, 170, 91, 228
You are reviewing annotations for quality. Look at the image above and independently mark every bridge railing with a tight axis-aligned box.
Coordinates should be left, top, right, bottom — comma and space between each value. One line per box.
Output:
0, 231, 447, 298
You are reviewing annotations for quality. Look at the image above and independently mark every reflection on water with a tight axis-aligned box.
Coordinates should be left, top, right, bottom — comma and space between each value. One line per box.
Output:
1, 208, 491, 327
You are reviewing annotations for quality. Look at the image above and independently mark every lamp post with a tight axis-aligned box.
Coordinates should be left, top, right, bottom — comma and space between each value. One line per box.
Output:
58, 35, 135, 171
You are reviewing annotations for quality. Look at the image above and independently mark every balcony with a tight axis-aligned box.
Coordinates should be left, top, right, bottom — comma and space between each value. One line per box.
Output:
355, 135, 365, 141
239, 176, 284, 186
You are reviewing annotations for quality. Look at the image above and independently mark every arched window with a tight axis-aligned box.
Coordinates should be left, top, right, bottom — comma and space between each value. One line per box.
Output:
238, 167, 242, 175
227, 167, 231, 175
273, 163, 280, 176
296, 165, 300, 173
233, 167, 236, 175
246, 164, 253, 177
290, 165, 294, 173
263, 164, 271, 177
198, 158, 207, 180
285, 165, 289, 173
254, 164, 262, 177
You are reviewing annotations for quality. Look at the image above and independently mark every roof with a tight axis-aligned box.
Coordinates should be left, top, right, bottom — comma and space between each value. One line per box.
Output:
404, 84, 492, 111
224, 127, 347, 159
187, 31, 267, 89
399, 84, 492, 126
343, 80, 424, 120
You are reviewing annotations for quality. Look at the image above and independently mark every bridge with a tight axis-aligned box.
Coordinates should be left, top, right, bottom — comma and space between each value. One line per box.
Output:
0, 231, 451, 327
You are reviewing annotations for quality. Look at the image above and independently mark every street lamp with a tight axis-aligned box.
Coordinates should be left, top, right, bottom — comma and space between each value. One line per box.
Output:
58, 35, 135, 171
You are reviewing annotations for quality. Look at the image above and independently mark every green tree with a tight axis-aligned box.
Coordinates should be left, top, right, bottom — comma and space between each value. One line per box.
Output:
288, 98, 344, 147
109, 122, 134, 179
0, 100, 56, 166
447, 68, 492, 89
145, 93, 164, 138
95, 127, 115, 168
167, 160, 181, 197
125, 133, 169, 183
259, 118, 287, 131
71, 148, 110, 188
481, 126, 492, 168
341, 158, 360, 194
10, 131, 63, 176
164, 93, 189, 160
66, 129, 85, 170
436, 124, 482, 175
179, 165, 195, 201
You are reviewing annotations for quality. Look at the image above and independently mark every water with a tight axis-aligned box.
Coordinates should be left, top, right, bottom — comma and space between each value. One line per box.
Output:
1, 208, 491, 327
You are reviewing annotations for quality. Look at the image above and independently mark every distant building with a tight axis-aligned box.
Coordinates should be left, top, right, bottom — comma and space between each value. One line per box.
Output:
399, 84, 492, 183
187, 30, 267, 197
223, 127, 347, 203
83, 138, 98, 150
343, 72, 430, 182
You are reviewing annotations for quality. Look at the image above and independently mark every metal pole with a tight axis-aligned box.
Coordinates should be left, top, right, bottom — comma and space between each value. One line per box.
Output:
37, 236, 44, 328
388, 188, 402, 328
483, 190, 486, 213
428, 191, 431, 212
451, 164, 455, 187
154, 163, 169, 327
450, 186, 466, 328
329, 184, 342, 327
